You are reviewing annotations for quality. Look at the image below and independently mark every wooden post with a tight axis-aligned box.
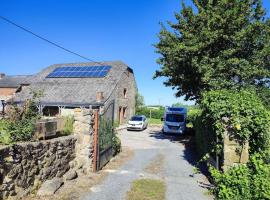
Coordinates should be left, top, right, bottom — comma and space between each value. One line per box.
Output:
93, 110, 99, 172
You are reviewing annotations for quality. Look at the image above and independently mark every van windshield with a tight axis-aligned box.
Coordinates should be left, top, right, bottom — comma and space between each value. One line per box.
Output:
131, 116, 143, 121
166, 114, 184, 122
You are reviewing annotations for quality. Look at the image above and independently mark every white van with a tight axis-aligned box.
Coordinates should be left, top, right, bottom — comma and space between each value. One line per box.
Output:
161, 107, 187, 134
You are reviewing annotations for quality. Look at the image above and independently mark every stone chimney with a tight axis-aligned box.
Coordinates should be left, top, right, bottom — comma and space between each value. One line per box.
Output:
0, 73, 5, 79
96, 92, 104, 102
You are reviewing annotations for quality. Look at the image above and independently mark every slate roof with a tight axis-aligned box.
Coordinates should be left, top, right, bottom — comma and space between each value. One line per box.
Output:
13, 61, 132, 106
0, 75, 31, 88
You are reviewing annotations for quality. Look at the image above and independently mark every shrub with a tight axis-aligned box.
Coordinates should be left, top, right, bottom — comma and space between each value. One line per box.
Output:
136, 106, 165, 119
200, 89, 270, 155
114, 120, 120, 128
63, 116, 74, 135
112, 133, 121, 156
256, 86, 270, 110
0, 93, 41, 144
187, 108, 201, 128
0, 116, 36, 144
210, 152, 270, 200
8, 119, 35, 142
0, 120, 12, 145
193, 113, 216, 158
195, 89, 270, 199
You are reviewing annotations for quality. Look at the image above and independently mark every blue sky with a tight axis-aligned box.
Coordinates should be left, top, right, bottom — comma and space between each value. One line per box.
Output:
0, 0, 269, 106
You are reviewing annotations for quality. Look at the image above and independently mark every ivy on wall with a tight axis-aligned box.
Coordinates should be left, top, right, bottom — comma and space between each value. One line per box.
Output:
200, 89, 270, 154
192, 89, 270, 199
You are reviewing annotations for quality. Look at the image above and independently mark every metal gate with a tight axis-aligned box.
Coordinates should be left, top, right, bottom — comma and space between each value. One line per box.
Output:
94, 100, 115, 171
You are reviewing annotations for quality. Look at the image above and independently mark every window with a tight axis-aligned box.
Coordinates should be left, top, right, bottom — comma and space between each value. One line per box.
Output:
43, 106, 59, 117
165, 114, 184, 122
118, 107, 122, 124
123, 107, 127, 118
131, 116, 143, 121
123, 88, 127, 98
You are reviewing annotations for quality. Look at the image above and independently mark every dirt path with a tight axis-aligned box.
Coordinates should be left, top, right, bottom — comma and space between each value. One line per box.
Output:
80, 127, 213, 200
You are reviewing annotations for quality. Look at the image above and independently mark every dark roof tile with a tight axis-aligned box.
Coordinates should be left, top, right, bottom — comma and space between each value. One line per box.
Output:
13, 61, 132, 106
0, 75, 31, 88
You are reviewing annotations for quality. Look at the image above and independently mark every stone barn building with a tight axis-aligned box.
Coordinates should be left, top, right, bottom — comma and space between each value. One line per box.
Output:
13, 61, 137, 124
0, 61, 137, 179
0, 74, 30, 113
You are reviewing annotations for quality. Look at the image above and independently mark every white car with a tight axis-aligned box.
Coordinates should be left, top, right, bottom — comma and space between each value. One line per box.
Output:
127, 115, 148, 131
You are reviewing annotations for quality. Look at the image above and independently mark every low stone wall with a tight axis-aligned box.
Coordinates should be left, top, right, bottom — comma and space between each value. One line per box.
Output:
0, 136, 76, 199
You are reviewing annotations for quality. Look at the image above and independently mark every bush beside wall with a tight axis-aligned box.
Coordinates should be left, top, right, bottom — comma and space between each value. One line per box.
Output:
194, 89, 270, 199
112, 133, 121, 156
193, 113, 215, 159
210, 151, 270, 200
200, 89, 270, 155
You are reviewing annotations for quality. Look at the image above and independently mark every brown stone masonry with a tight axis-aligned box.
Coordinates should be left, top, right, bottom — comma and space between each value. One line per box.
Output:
0, 136, 76, 199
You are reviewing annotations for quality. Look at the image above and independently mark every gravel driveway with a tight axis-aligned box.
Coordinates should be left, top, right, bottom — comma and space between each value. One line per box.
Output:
80, 126, 213, 200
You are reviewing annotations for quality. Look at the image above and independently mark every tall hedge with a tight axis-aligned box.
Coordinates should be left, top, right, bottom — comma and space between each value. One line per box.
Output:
194, 89, 270, 199
198, 89, 270, 155
136, 107, 165, 119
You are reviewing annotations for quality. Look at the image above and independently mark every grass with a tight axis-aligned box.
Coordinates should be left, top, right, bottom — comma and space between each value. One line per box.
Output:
148, 118, 162, 125
127, 179, 166, 200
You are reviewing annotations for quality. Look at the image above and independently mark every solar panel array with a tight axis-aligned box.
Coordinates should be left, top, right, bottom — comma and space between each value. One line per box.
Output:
46, 66, 112, 78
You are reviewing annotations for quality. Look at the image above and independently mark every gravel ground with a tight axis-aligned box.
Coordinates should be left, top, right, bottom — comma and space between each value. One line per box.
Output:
80, 127, 213, 200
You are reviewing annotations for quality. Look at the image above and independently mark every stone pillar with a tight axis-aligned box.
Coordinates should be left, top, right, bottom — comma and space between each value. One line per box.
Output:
223, 131, 249, 171
73, 108, 95, 174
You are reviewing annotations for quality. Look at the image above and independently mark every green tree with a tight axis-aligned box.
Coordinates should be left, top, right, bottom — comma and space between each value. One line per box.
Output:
154, 0, 270, 101
255, 85, 270, 109
135, 92, 145, 111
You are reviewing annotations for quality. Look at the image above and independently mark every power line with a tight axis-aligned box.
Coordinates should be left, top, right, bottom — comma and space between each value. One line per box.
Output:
0, 15, 103, 65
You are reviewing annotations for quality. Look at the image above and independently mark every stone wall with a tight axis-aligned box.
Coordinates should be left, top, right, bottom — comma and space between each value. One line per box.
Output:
109, 69, 136, 124
223, 131, 249, 171
73, 108, 95, 173
0, 136, 76, 199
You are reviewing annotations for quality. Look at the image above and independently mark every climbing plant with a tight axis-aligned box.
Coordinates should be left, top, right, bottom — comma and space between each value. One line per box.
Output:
200, 89, 270, 155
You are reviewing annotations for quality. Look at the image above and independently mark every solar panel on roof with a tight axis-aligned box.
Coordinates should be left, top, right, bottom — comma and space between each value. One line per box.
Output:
46, 66, 112, 78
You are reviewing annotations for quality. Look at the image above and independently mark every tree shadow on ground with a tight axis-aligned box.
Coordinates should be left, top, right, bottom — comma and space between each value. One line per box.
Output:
147, 128, 213, 190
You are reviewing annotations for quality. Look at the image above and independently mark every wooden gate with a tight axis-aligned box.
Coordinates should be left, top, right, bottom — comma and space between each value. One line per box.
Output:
93, 100, 115, 171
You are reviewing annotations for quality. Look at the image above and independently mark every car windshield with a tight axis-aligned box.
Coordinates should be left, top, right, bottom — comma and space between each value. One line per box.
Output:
166, 114, 184, 122
130, 116, 143, 121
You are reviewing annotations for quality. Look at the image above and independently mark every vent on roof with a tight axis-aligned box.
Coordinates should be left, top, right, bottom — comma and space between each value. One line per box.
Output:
46, 66, 112, 78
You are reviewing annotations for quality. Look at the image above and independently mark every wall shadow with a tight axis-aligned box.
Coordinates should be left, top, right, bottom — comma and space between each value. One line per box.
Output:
148, 128, 211, 181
